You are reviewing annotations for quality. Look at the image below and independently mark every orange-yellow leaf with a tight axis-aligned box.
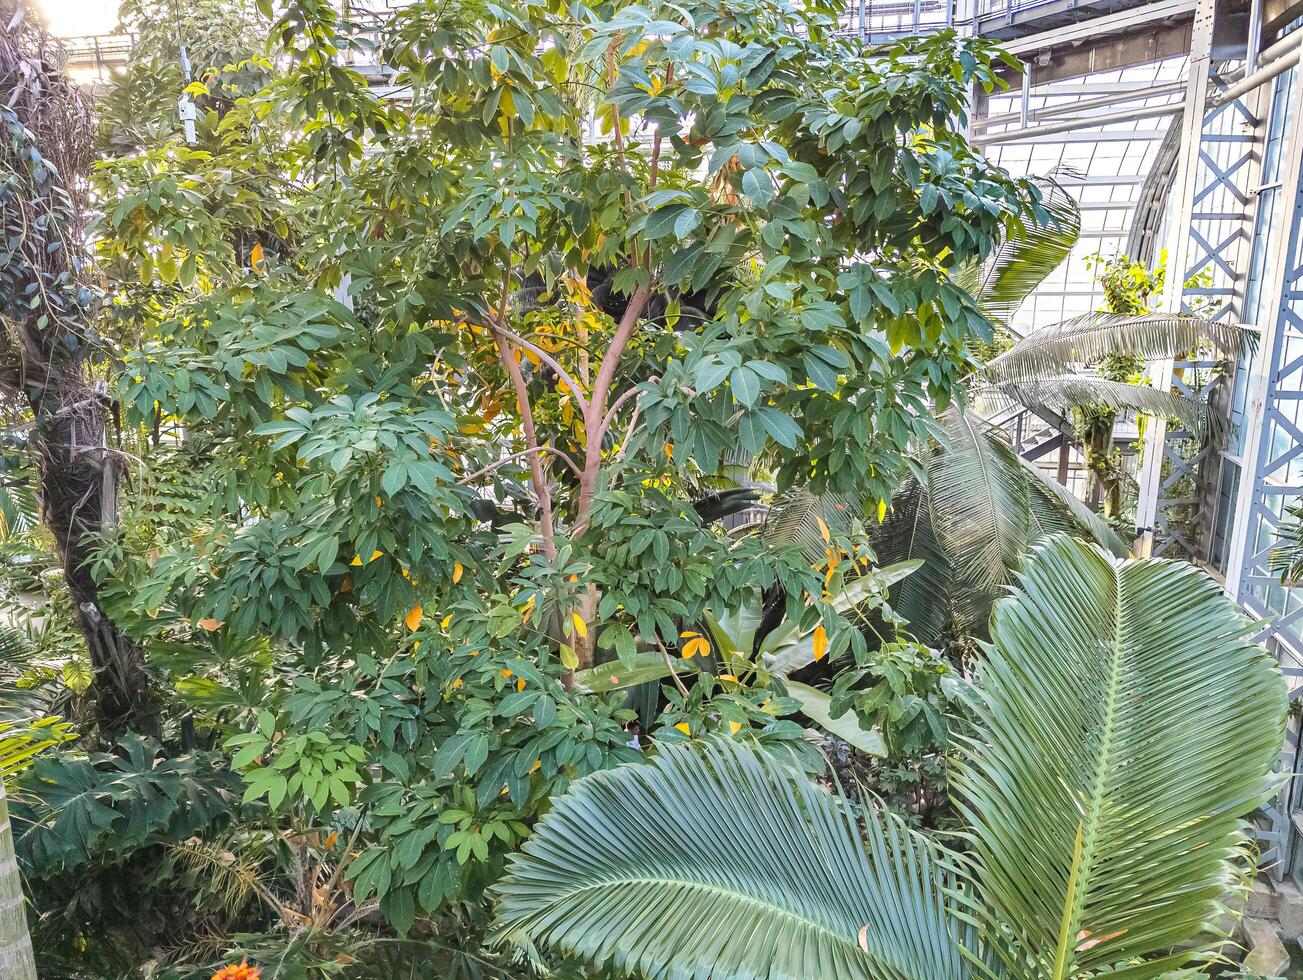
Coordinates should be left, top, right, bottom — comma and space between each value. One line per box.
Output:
196, 617, 223, 632
682, 636, 711, 659
516, 677, 526, 692
812, 624, 829, 661
728, 721, 743, 734
571, 612, 588, 638
816, 516, 831, 544
441, 613, 453, 629
250, 242, 266, 273
452, 561, 464, 584
405, 605, 424, 631
674, 721, 691, 735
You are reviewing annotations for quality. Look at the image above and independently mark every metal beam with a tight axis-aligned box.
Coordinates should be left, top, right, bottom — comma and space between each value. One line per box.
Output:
974, 102, 1181, 145
999, 0, 1196, 55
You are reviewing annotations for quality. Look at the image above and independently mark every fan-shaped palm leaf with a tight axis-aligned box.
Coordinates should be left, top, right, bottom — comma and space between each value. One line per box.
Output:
761, 486, 863, 563
984, 313, 1250, 383
952, 177, 1081, 330
953, 536, 1285, 977
491, 739, 976, 980
927, 408, 1029, 589
983, 377, 1206, 435
0, 479, 36, 541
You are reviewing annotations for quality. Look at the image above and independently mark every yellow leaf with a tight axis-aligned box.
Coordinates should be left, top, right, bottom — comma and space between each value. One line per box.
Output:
559, 643, 579, 670
350, 554, 363, 566
250, 242, 266, 273
682, 636, 711, 659
502, 668, 513, 678
816, 516, 831, 544
571, 612, 588, 638
877, 499, 888, 523
530, 760, 541, 773
728, 721, 743, 734
440, 613, 453, 629
674, 721, 691, 735
812, 624, 829, 661
375, 496, 383, 507
451, 678, 463, 689
453, 561, 464, 583
370, 550, 384, 562
405, 605, 424, 631
196, 617, 223, 632
516, 677, 526, 692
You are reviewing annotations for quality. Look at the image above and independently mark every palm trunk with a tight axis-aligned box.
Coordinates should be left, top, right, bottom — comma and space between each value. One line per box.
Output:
0, 779, 37, 980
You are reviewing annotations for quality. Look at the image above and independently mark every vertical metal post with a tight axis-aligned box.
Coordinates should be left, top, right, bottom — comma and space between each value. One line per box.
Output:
1133, 0, 1220, 556
1019, 62, 1031, 128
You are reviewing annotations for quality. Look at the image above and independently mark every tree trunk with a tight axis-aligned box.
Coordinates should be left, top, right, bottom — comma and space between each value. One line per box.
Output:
1, 7, 152, 735
0, 779, 37, 980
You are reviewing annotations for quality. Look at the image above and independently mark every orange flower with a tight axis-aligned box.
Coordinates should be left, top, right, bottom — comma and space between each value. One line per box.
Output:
212, 960, 261, 980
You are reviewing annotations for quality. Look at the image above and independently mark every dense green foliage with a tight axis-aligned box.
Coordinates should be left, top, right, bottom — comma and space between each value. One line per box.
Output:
0, 0, 1283, 976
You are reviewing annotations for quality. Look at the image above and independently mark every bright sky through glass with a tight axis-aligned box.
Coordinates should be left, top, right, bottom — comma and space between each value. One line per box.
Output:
35, 0, 122, 37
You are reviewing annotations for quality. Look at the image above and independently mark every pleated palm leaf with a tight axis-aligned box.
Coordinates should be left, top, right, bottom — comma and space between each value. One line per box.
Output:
492, 537, 1287, 980
1268, 502, 1303, 584
983, 311, 1250, 384
983, 376, 1209, 436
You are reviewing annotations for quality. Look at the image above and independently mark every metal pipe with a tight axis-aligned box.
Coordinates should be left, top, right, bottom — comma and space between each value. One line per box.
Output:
975, 101, 1181, 146
973, 79, 1187, 131
1213, 34, 1303, 107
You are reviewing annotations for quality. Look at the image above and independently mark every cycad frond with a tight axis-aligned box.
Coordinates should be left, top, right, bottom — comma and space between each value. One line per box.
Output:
927, 408, 1030, 589
871, 481, 953, 643
1019, 457, 1129, 557
954, 537, 1285, 977
492, 739, 975, 980
761, 486, 862, 562
984, 377, 1206, 434
984, 313, 1250, 382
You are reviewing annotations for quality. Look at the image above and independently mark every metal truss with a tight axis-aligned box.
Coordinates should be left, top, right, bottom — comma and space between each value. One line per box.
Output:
1135, 0, 1263, 561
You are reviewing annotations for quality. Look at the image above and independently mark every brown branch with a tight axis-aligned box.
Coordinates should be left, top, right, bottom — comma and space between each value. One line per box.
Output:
573, 284, 652, 535
491, 271, 559, 561
457, 446, 582, 485
489, 322, 590, 418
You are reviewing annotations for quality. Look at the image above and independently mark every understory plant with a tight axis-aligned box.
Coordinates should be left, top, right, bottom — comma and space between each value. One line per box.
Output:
493, 535, 1287, 979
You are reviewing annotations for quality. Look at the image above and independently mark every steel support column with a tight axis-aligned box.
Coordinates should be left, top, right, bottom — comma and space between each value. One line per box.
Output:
1135, 0, 1262, 559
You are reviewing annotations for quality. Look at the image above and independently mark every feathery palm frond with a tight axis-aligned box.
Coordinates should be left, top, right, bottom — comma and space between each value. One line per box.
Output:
761, 486, 863, 562
1269, 504, 1303, 584
927, 408, 1029, 590
984, 377, 1206, 434
1019, 456, 1128, 557
953, 536, 1285, 977
0, 478, 36, 541
491, 739, 976, 980
984, 313, 1251, 383
952, 176, 1081, 330
871, 481, 953, 643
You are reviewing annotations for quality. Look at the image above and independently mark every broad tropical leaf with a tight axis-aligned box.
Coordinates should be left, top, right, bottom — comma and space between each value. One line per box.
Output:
492, 739, 975, 980
927, 407, 1029, 589
952, 176, 1081, 330
983, 377, 1206, 434
983, 313, 1250, 383
785, 680, 886, 756
953, 536, 1285, 978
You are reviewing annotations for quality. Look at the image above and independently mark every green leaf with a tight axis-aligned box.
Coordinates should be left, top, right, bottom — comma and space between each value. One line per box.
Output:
785, 681, 886, 756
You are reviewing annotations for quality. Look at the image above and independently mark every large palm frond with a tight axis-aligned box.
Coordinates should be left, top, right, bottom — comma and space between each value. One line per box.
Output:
761, 486, 863, 563
984, 312, 1250, 383
951, 176, 1081, 330
0, 477, 36, 541
927, 407, 1029, 590
1020, 455, 1128, 558
953, 536, 1285, 977
983, 377, 1207, 434
870, 480, 953, 643
491, 739, 976, 980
